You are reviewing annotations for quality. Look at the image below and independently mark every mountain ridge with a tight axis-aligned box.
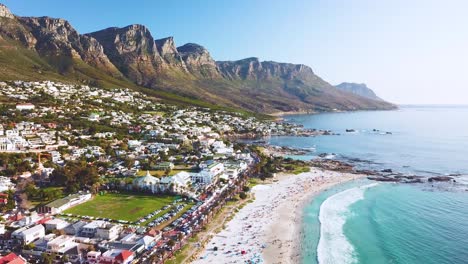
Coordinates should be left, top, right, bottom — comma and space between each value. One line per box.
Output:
335, 82, 383, 101
0, 3, 396, 114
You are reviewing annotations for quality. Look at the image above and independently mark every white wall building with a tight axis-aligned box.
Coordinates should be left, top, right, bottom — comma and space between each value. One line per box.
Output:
0, 176, 14, 192
96, 223, 121, 241
46, 235, 78, 256
12, 224, 45, 244
15, 103, 35, 111
44, 218, 69, 231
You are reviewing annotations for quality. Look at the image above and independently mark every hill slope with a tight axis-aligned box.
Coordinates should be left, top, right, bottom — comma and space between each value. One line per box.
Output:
0, 3, 396, 114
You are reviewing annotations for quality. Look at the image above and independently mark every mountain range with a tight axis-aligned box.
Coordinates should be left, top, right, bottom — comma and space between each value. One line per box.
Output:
0, 4, 396, 114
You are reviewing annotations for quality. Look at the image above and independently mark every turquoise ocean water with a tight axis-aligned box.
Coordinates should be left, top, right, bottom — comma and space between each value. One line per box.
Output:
270, 106, 468, 264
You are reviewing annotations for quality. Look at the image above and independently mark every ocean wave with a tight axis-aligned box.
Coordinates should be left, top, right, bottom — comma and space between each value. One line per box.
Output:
317, 183, 378, 264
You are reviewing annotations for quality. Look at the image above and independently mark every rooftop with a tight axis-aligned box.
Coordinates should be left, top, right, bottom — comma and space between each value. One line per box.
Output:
45, 193, 84, 208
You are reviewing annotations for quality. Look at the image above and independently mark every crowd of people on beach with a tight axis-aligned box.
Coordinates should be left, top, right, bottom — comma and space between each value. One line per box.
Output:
192, 168, 363, 264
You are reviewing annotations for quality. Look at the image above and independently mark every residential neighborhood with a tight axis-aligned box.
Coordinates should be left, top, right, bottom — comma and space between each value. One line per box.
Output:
0, 81, 307, 263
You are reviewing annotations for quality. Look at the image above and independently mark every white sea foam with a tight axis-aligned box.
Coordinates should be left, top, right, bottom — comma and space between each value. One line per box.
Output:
317, 183, 378, 264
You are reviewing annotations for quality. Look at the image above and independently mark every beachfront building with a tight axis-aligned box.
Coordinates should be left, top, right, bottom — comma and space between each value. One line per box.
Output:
192, 161, 224, 184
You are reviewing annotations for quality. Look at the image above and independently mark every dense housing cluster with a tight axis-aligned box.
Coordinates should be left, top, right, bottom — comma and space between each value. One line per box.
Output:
0, 81, 303, 263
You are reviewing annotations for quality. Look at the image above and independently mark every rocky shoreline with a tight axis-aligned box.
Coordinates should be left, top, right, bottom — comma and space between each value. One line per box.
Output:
312, 157, 462, 185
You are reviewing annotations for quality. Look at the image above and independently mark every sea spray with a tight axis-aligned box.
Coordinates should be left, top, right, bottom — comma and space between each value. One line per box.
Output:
317, 183, 378, 264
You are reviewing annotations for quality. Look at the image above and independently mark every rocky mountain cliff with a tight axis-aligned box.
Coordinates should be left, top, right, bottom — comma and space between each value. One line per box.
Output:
0, 3, 13, 19
335, 82, 382, 101
217, 57, 314, 81
178, 43, 219, 78
18, 16, 122, 77
0, 3, 396, 114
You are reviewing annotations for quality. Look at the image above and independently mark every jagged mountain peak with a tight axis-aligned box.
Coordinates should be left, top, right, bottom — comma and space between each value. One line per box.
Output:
178, 43, 208, 54
177, 43, 219, 78
88, 24, 160, 62
155, 36, 177, 55
0, 3, 14, 19
123, 24, 147, 30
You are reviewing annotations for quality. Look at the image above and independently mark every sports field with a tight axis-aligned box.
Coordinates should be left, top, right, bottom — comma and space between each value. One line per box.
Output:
64, 193, 176, 222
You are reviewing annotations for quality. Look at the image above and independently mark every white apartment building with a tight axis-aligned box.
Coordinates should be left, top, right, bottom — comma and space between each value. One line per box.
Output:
12, 224, 45, 244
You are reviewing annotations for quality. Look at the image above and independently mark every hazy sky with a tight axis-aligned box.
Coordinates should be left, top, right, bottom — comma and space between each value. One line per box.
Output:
3, 0, 468, 104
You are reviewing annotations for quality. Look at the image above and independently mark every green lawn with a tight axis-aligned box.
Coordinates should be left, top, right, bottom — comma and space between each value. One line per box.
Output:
247, 177, 262, 187
292, 165, 311, 175
64, 193, 176, 222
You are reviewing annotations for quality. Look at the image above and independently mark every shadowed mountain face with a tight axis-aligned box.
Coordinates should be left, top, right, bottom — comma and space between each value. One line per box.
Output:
0, 3, 396, 114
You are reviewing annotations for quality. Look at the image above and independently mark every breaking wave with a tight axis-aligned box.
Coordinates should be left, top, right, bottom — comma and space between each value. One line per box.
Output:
317, 183, 378, 264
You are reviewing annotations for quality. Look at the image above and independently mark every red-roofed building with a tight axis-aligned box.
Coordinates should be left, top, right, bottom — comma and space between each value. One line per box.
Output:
0, 253, 27, 264
37, 217, 52, 225
0, 194, 7, 205
115, 250, 133, 263
45, 123, 57, 129
9, 213, 23, 222
99, 249, 134, 264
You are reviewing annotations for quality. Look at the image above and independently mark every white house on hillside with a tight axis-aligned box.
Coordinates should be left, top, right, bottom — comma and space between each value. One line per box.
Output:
15, 103, 35, 111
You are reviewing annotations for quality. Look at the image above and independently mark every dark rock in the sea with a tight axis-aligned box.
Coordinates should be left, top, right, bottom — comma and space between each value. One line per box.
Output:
403, 178, 424, 184
355, 169, 378, 175
386, 132, 392, 135
367, 176, 400, 182
400, 175, 425, 180
346, 129, 356, 132
381, 169, 393, 173
311, 159, 353, 172
347, 157, 374, 164
428, 176, 453, 182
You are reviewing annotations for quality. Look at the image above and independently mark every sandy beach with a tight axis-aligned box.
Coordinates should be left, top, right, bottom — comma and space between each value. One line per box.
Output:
191, 167, 366, 264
